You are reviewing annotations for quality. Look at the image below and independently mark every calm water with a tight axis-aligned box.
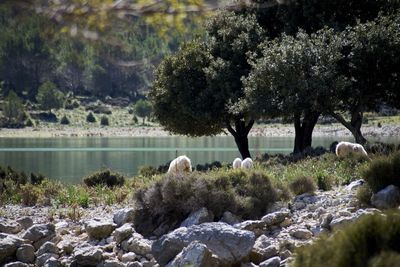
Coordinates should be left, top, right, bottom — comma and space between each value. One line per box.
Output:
0, 136, 396, 184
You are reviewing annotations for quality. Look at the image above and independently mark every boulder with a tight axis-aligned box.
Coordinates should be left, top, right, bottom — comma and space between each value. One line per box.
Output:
121, 233, 152, 256
371, 185, 400, 209
250, 235, 278, 264
84, 220, 116, 240
180, 208, 214, 227
73, 246, 103, 266
22, 224, 56, 249
0, 233, 25, 264
114, 208, 135, 227
289, 229, 313, 240
4, 262, 30, 267
329, 217, 355, 231
0, 221, 22, 234
43, 257, 61, 267
36, 242, 59, 257
345, 179, 365, 191
103, 259, 125, 267
166, 241, 217, 267
16, 244, 35, 263
113, 223, 134, 244
261, 211, 291, 227
35, 253, 59, 267
259, 256, 281, 267
152, 222, 255, 266
16, 218, 33, 230
219, 211, 241, 225
121, 252, 137, 262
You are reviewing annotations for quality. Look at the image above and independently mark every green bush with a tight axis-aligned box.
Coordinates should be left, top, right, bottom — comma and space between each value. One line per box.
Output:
60, 115, 70, 125
36, 81, 64, 111
25, 118, 34, 127
363, 152, 400, 193
138, 165, 160, 177
289, 176, 316, 195
293, 211, 400, 267
133, 170, 278, 237
83, 169, 125, 187
356, 184, 373, 206
86, 112, 96, 123
133, 115, 139, 124
100, 115, 109, 126
316, 173, 335, 191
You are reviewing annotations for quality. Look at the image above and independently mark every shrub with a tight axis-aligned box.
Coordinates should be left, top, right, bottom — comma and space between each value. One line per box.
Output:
363, 152, 400, 193
65, 99, 80, 109
133, 170, 278, 237
20, 184, 41, 206
133, 115, 138, 124
293, 211, 400, 267
138, 165, 160, 177
86, 112, 96, 123
30, 173, 45, 185
25, 118, 34, 127
83, 169, 125, 187
356, 184, 373, 206
195, 161, 223, 171
289, 176, 316, 195
36, 81, 64, 111
316, 173, 335, 191
2, 91, 25, 124
100, 115, 109, 126
60, 115, 70, 125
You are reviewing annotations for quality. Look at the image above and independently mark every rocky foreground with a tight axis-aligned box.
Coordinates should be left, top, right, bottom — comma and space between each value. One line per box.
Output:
0, 180, 394, 267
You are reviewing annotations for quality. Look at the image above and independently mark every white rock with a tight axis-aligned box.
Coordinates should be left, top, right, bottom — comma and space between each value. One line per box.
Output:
180, 208, 214, 228
114, 208, 135, 227
289, 229, 312, 240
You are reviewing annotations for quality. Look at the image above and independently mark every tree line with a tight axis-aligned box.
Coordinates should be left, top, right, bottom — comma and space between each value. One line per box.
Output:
150, 0, 400, 158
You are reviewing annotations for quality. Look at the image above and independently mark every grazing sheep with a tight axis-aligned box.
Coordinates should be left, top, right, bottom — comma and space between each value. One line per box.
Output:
335, 141, 368, 158
241, 157, 253, 169
167, 155, 192, 175
232, 158, 242, 169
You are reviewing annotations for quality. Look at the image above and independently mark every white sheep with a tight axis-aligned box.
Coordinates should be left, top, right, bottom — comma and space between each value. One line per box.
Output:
335, 141, 368, 158
241, 157, 253, 169
167, 155, 192, 175
232, 158, 242, 169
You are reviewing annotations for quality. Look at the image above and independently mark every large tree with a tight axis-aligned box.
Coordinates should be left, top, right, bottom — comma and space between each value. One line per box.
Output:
244, 28, 348, 153
151, 12, 265, 158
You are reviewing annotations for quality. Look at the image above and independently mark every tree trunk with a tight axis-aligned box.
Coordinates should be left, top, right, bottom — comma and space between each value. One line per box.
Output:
330, 110, 367, 145
226, 118, 254, 159
293, 111, 320, 154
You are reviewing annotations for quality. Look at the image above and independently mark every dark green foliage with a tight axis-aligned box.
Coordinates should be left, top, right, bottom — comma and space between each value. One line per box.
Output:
138, 165, 160, 177
132, 115, 138, 124
83, 169, 125, 187
289, 176, 316, 196
64, 99, 80, 110
100, 115, 109, 126
133, 99, 152, 124
293, 211, 400, 267
25, 118, 34, 127
86, 112, 96, 123
36, 81, 64, 111
60, 115, 70, 125
366, 142, 397, 155
363, 152, 400, 193
356, 184, 373, 206
133, 170, 278, 237
316, 173, 335, 191
195, 161, 222, 171
2, 91, 25, 125
30, 173, 45, 185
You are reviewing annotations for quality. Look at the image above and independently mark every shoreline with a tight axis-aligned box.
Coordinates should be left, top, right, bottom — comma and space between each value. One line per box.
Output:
0, 123, 399, 139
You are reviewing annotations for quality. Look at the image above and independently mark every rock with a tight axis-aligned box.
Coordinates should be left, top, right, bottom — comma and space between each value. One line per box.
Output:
319, 213, 333, 229
22, 223, 56, 250
121, 233, 152, 256
57, 240, 74, 255
180, 208, 214, 227
85, 220, 116, 240
36, 253, 59, 267
330, 217, 355, 230
113, 223, 134, 244
152, 222, 255, 266
289, 229, 312, 240
74, 246, 103, 266
250, 235, 278, 264
16, 244, 35, 263
0, 233, 25, 263
55, 222, 69, 235
4, 262, 30, 267
43, 257, 61, 267
166, 241, 217, 267
234, 220, 266, 235
241, 263, 258, 267
371, 185, 400, 209
219, 211, 241, 225
259, 256, 281, 267
37, 242, 59, 257
126, 262, 143, 267
261, 211, 291, 227
114, 208, 135, 227
0, 221, 22, 234
16, 218, 33, 230
279, 249, 292, 260
121, 252, 137, 262
103, 259, 125, 267
345, 179, 365, 191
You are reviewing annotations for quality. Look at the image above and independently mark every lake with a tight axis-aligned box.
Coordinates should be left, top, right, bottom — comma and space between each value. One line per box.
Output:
0, 136, 396, 184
